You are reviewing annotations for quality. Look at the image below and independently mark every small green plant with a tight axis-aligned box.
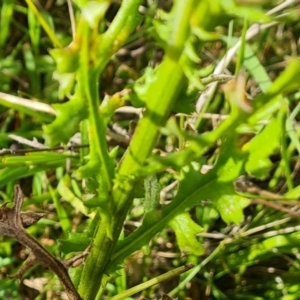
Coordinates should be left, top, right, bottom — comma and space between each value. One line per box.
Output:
1, 0, 300, 299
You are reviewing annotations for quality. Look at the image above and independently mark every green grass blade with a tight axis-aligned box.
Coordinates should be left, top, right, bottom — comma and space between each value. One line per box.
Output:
27, 5, 40, 54
0, 0, 14, 50
48, 184, 72, 235
24, 0, 63, 48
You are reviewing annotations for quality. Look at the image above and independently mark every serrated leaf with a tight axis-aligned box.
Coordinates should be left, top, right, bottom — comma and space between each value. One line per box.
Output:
244, 114, 282, 179
169, 213, 204, 256
111, 136, 249, 270
152, 10, 170, 47
176, 160, 249, 225
53, 72, 76, 99
43, 95, 88, 146
75, 156, 100, 179
59, 213, 99, 254
204, 183, 249, 224
131, 67, 156, 107
50, 47, 79, 73
59, 232, 90, 254
99, 93, 127, 125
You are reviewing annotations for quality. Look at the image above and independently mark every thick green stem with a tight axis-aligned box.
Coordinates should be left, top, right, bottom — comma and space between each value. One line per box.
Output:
115, 0, 198, 207
78, 0, 143, 298
78, 1, 198, 299
96, 0, 143, 73
78, 194, 133, 299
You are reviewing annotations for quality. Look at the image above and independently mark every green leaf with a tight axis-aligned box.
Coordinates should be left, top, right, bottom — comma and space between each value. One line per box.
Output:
266, 59, 300, 97
243, 44, 272, 93
0, 0, 14, 49
0, 166, 30, 188
196, 205, 219, 228
285, 185, 300, 199
81, 1, 110, 29
152, 9, 170, 46
43, 95, 88, 146
59, 213, 100, 254
204, 182, 249, 224
221, 0, 271, 23
245, 113, 282, 179
169, 212, 204, 256
147, 148, 195, 171
49, 185, 71, 234
59, 232, 91, 254
53, 72, 76, 99
28, 6, 40, 54
50, 45, 79, 98
0, 158, 79, 188
57, 174, 89, 216
1, 152, 77, 166
99, 93, 126, 125
50, 47, 80, 74
76, 155, 99, 179
286, 101, 300, 155
111, 136, 249, 270
174, 142, 249, 225
130, 67, 156, 107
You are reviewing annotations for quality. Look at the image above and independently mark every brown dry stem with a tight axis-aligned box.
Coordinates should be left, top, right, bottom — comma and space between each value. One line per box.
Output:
0, 185, 89, 300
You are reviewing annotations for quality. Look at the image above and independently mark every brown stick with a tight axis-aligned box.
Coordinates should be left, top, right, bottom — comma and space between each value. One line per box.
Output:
0, 185, 85, 300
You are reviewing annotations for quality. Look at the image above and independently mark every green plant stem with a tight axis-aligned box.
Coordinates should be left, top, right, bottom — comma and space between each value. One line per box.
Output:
78, 192, 134, 299
108, 102, 255, 269
115, 0, 198, 197
77, 0, 142, 298
110, 264, 194, 300
169, 244, 223, 297
78, 1, 198, 299
117, 56, 185, 179
80, 21, 113, 190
